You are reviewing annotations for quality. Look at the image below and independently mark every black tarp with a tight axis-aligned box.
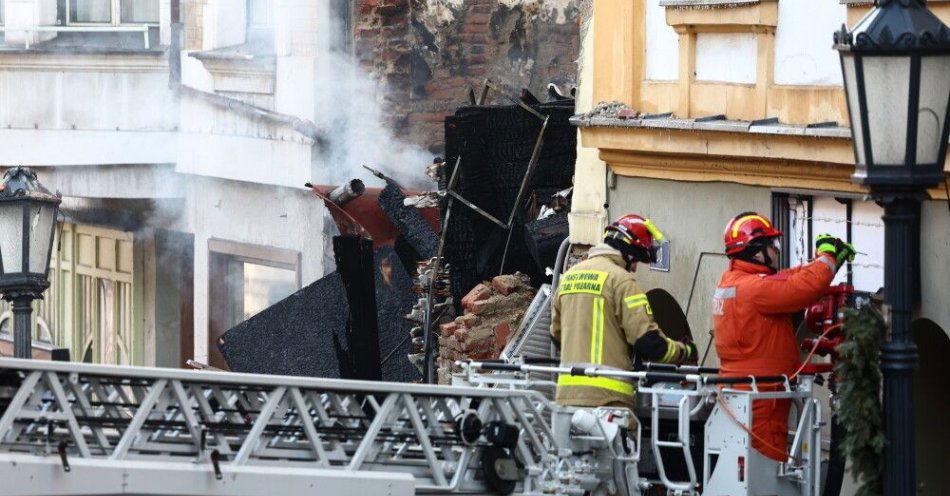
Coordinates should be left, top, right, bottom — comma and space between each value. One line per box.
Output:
218, 245, 419, 382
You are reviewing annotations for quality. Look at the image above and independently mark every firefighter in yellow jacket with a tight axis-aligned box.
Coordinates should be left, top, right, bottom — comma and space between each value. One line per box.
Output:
551, 214, 696, 408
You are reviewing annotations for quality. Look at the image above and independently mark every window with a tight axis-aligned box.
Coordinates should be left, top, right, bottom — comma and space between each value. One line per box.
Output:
67, 0, 159, 25
774, 193, 884, 293
207, 240, 300, 370
1, 0, 5, 26
246, 0, 274, 51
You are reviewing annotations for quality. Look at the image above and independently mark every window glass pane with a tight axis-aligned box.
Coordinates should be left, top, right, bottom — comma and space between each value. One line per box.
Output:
28, 204, 56, 275
0, 205, 24, 274
916, 55, 950, 165
120, 0, 159, 23
863, 55, 910, 165
242, 263, 297, 321
71, 0, 112, 23
842, 55, 866, 165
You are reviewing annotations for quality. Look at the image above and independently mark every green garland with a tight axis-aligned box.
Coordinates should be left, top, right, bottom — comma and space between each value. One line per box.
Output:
834, 306, 886, 496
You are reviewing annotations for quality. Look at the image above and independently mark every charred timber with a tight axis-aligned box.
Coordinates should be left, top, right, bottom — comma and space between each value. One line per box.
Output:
334, 235, 383, 381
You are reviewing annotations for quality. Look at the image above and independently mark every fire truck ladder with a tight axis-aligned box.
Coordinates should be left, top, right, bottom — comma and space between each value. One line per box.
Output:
0, 358, 561, 496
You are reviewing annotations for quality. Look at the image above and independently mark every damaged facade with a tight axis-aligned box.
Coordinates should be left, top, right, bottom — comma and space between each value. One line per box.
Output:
0, 0, 582, 376
353, 0, 582, 151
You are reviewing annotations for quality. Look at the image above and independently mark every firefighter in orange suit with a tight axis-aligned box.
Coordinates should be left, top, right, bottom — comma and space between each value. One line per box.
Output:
713, 212, 855, 461
551, 214, 696, 409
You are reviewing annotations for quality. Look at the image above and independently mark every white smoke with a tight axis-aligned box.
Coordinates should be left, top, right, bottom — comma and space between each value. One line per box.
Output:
311, 3, 434, 191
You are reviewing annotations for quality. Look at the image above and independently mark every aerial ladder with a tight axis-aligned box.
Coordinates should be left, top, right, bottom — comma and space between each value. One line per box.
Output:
0, 354, 828, 496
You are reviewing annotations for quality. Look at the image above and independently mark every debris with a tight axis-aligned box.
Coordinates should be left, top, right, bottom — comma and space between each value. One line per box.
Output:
443, 101, 576, 310
378, 183, 438, 259
404, 193, 440, 209
578, 100, 631, 119
436, 272, 535, 384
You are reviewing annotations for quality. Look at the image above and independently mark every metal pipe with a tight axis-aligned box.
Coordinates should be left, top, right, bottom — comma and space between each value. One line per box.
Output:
327, 179, 365, 206
12, 297, 33, 359
880, 195, 919, 496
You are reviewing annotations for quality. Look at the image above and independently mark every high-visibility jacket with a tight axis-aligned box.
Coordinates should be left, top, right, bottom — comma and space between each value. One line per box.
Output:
551, 244, 690, 408
712, 255, 836, 460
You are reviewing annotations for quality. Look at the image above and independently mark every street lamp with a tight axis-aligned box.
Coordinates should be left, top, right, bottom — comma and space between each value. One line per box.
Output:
0, 167, 61, 359
835, 1, 950, 495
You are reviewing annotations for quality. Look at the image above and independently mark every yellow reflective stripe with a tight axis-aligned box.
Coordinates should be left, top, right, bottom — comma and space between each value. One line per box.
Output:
661, 338, 677, 363
558, 270, 609, 295
557, 375, 635, 396
731, 214, 772, 237
625, 294, 652, 315
589, 298, 605, 364
624, 293, 648, 304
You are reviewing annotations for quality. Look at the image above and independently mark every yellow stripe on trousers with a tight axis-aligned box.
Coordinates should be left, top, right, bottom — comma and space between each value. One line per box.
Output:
589, 298, 605, 364
557, 375, 635, 396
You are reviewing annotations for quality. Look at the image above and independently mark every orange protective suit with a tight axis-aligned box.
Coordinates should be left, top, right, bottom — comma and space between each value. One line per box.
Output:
712, 255, 836, 460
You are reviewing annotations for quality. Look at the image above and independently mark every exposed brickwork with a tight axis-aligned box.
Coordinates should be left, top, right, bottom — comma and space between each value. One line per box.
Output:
437, 272, 535, 384
353, 0, 581, 153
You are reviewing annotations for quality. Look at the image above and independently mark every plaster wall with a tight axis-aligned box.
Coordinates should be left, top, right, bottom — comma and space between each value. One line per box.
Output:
774, 0, 846, 86
570, 5, 607, 246
179, 177, 325, 364
177, 94, 313, 188
0, 62, 176, 132
0, 59, 177, 165
695, 32, 757, 84
24, 164, 183, 199
607, 176, 772, 366
202, 0, 246, 50
645, 0, 678, 81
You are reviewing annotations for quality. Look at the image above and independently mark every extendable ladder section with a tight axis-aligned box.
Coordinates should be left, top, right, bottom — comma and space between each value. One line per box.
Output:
0, 358, 560, 496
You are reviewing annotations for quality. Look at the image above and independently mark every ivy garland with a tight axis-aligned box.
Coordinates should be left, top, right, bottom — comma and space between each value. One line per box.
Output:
834, 306, 887, 496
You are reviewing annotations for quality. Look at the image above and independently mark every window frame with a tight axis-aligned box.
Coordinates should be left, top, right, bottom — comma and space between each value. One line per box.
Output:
65, 0, 160, 27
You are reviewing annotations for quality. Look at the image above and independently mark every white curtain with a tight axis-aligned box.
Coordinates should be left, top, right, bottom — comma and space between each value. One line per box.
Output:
72, 0, 112, 23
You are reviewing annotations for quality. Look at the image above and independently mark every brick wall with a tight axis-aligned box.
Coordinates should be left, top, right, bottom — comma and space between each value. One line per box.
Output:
353, 0, 581, 153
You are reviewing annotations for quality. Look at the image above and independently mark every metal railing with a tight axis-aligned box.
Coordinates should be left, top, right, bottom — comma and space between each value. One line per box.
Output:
0, 25, 151, 49
0, 358, 561, 496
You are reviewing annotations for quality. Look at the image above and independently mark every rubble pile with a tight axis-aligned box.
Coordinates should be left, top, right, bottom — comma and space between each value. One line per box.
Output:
436, 273, 536, 384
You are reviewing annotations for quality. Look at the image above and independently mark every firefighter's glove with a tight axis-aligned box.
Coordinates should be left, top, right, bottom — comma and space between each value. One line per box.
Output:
633, 331, 695, 365
815, 234, 856, 268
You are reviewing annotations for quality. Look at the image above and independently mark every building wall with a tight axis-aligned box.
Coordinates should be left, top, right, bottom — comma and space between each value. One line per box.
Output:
353, 0, 582, 152
919, 201, 950, 334
773, 0, 846, 86
175, 177, 325, 364
607, 176, 772, 366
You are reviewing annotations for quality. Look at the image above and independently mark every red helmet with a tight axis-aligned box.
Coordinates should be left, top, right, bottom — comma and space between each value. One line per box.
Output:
723, 212, 782, 256
604, 214, 665, 263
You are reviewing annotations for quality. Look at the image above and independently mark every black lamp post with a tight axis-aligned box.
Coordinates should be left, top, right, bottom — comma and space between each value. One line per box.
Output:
0, 167, 61, 359
835, 1, 950, 494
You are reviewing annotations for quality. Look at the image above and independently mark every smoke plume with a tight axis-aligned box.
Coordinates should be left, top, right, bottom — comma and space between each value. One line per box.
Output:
311, 3, 434, 190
